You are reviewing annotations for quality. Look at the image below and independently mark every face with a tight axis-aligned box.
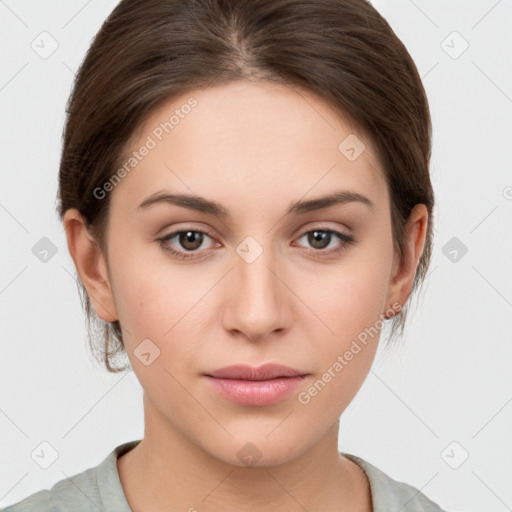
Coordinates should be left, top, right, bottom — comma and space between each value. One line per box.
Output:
74, 79, 409, 467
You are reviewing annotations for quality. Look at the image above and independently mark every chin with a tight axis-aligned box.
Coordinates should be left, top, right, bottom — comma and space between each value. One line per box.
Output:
201, 432, 311, 469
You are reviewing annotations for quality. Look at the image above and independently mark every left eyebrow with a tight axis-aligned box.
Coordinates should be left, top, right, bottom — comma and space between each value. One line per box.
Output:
287, 190, 374, 215
136, 189, 374, 217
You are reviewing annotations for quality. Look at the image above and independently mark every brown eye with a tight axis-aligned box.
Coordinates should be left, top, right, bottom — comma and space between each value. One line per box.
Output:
176, 231, 204, 251
158, 228, 218, 260
307, 230, 332, 250
296, 228, 355, 256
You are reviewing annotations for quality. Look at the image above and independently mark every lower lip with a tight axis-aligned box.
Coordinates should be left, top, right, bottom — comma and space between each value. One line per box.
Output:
204, 375, 307, 406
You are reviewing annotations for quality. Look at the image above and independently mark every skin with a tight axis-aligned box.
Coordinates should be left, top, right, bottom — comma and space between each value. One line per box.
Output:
63, 79, 428, 511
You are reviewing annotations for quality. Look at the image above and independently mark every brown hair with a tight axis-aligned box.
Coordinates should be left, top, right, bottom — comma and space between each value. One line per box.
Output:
57, 0, 434, 373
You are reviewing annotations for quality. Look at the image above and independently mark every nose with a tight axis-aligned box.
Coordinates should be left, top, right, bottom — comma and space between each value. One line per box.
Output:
221, 242, 292, 342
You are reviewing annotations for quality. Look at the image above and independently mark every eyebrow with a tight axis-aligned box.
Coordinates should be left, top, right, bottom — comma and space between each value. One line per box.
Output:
137, 189, 374, 216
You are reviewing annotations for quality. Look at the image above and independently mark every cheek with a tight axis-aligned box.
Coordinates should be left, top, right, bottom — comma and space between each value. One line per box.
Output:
295, 269, 390, 421
109, 255, 207, 401
108, 247, 221, 395
294, 234, 393, 399
299, 252, 392, 343
108, 240, 206, 338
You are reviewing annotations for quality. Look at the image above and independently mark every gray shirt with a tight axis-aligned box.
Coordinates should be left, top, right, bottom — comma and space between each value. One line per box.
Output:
2, 440, 448, 511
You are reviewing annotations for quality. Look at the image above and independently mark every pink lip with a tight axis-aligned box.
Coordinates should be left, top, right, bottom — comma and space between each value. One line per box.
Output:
204, 364, 308, 406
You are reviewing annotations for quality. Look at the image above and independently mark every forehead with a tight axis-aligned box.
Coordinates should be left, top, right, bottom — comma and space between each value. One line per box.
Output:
111, 79, 387, 216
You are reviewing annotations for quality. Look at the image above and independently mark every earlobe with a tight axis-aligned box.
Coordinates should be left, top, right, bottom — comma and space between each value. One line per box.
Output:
62, 209, 118, 323
385, 204, 429, 312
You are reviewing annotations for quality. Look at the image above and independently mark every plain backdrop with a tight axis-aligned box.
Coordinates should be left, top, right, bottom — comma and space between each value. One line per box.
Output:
1, 1, 511, 511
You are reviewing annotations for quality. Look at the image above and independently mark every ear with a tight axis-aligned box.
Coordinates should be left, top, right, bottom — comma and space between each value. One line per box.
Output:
385, 203, 429, 312
62, 208, 118, 323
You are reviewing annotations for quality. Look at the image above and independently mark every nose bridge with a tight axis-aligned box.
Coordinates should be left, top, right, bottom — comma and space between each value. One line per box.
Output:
224, 235, 287, 339
236, 235, 281, 305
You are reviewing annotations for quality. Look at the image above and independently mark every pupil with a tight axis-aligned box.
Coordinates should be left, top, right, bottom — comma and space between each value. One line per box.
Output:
310, 230, 329, 249
181, 231, 202, 250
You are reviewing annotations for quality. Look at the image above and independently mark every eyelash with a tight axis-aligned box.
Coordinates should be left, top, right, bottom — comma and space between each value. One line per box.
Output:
157, 227, 355, 260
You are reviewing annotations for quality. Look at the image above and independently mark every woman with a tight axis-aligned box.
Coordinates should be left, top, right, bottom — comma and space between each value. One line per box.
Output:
3, 0, 448, 510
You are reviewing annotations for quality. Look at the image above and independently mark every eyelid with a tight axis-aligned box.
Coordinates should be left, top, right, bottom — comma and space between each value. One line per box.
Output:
159, 226, 219, 247
292, 220, 353, 237
292, 227, 355, 252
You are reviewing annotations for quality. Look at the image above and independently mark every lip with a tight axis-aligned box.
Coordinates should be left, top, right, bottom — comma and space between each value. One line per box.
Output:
204, 364, 309, 406
205, 363, 307, 380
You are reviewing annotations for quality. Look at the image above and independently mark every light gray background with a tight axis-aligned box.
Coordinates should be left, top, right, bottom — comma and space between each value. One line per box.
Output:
1, 1, 511, 510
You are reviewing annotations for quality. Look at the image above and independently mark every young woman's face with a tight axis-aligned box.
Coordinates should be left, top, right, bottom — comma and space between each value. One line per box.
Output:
97, 80, 405, 465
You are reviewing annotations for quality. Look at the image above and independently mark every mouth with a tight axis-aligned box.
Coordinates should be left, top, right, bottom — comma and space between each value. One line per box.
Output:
204, 363, 308, 380
203, 363, 309, 406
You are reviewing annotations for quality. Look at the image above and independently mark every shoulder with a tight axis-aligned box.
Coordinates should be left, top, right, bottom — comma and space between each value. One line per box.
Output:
342, 453, 450, 512
2, 440, 141, 512
1, 488, 55, 512
2, 464, 102, 512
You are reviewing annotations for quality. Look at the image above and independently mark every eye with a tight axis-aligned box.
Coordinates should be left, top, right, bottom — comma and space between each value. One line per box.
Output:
157, 226, 355, 261
157, 228, 218, 260
294, 228, 355, 256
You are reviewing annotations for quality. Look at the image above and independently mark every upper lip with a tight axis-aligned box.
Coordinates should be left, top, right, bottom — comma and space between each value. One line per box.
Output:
205, 363, 308, 381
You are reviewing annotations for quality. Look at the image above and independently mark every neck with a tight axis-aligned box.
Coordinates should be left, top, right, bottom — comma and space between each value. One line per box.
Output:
117, 394, 371, 512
